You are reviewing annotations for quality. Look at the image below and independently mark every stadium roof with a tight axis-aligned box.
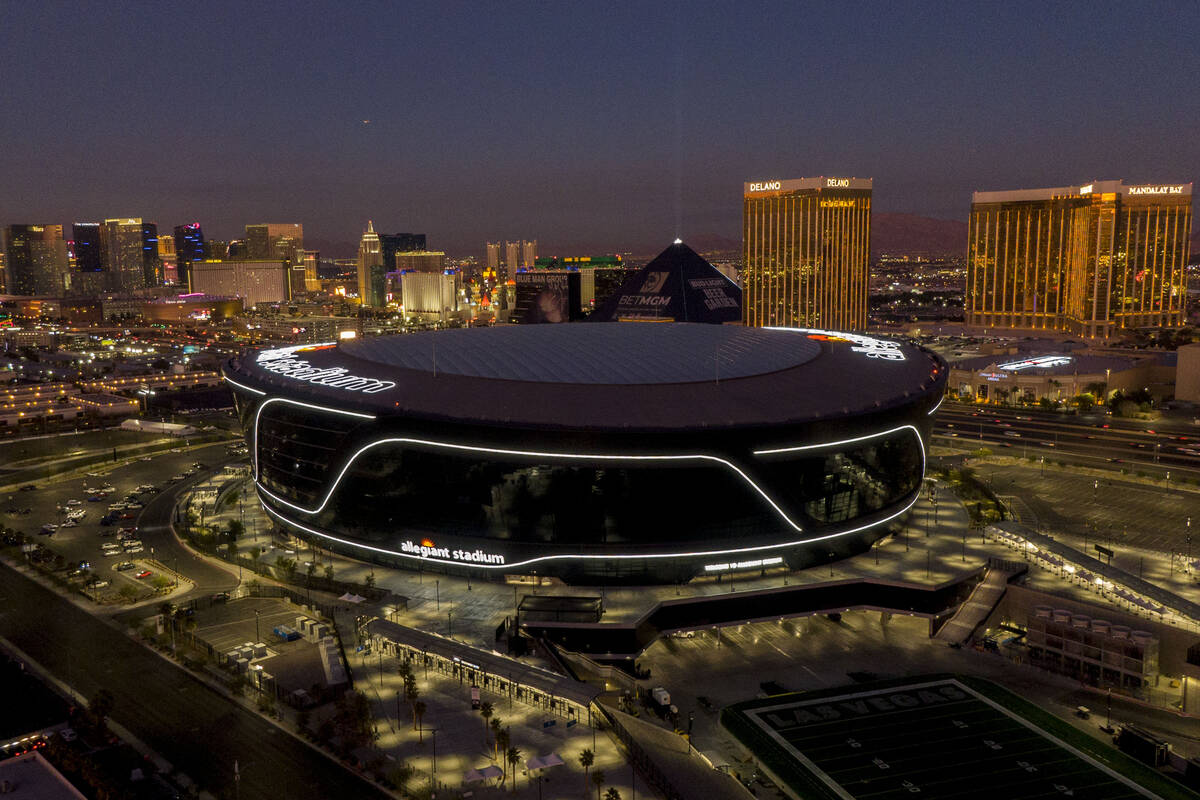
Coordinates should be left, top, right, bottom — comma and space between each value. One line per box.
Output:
226, 323, 945, 431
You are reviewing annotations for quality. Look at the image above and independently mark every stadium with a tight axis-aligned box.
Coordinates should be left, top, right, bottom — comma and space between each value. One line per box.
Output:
222, 323, 946, 584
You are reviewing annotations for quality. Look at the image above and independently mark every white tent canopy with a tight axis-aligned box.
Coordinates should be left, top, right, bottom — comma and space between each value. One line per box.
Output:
338, 593, 367, 604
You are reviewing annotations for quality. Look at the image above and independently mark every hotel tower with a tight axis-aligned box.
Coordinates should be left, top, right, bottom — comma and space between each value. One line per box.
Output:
967, 180, 1192, 338
743, 177, 872, 330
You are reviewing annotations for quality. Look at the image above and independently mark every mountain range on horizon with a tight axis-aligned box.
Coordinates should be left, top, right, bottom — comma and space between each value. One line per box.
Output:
678, 213, 969, 259
309, 211, 1200, 262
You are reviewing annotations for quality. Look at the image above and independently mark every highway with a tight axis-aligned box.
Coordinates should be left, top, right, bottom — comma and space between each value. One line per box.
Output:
0, 561, 390, 800
932, 403, 1200, 479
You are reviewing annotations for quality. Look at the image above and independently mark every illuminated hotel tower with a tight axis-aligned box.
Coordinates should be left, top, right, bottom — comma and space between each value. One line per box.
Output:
967, 180, 1193, 338
743, 177, 872, 330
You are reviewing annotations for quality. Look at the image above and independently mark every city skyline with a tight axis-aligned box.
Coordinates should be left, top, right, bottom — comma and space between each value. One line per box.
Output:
1, 2, 1197, 254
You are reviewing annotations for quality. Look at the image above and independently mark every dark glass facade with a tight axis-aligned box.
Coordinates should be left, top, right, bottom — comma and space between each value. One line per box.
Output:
174, 223, 206, 292
242, 396, 927, 583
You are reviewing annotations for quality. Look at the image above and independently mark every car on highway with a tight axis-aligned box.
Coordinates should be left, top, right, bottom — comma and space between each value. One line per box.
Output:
1003, 431, 1021, 438
18, 485, 38, 492
135, 570, 152, 579
66, 499, 81, 506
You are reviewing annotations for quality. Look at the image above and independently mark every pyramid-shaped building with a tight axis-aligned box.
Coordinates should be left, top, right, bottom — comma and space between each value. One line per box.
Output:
590, 240, 741, 324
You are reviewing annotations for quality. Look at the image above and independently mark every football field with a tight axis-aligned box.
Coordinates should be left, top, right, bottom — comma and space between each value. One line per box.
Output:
725, 678, 1161, 799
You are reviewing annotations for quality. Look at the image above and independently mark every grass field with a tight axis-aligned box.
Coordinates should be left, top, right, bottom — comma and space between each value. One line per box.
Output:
722, 675, 1186, 800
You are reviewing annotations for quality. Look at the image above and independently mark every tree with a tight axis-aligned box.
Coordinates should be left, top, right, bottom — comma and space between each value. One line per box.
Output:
579, 748, 595, 792
88, 689, 114, 733
605, 788, 622, 800
491, 717, 505, 760
274, 556, 296, 581
323, 563, 334, 581
480, 701, 494, 748
592, 769, 606, 800
226, 519, 245, 542
413, 700, 426, 741
364, 571, 376, 591
249, 545, 262, 563
506, 747, 522, 793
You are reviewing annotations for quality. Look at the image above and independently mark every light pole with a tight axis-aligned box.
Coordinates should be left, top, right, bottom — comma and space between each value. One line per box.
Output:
436, 579, 440, 611
255, 609, 260, 642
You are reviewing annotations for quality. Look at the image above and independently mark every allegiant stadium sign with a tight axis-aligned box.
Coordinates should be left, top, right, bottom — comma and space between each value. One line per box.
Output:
254, 343, 396, 394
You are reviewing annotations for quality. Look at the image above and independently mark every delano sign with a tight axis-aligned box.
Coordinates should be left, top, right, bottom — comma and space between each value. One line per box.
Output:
747, 181, 782, 192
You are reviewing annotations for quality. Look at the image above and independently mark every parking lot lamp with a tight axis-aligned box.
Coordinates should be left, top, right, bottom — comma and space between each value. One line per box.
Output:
254, 609, 260, 642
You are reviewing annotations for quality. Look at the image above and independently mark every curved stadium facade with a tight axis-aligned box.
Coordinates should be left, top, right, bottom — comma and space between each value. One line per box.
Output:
223, 324, 946, 584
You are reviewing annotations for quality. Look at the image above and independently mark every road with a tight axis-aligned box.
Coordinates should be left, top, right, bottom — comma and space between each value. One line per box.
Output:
0, 561, 390, 800
933, 403, 1200, 480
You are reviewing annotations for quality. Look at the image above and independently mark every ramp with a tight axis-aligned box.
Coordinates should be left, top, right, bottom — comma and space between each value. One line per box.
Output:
934, 563, 1024, 643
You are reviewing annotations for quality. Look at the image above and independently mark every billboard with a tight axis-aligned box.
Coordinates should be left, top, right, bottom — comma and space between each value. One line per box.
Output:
513, 271, 582, 324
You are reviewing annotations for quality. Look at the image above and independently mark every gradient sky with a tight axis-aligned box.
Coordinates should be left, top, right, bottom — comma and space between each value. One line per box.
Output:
2, 1, 1197, 256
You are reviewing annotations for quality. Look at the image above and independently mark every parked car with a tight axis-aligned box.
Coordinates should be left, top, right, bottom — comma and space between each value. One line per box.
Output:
135, 570, 152, 579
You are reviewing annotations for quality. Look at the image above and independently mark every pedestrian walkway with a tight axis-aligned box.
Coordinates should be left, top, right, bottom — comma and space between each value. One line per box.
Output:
934, 562, 1026, 643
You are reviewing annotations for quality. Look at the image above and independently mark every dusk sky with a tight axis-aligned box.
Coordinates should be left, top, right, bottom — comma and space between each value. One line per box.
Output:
2, 1, 1197, 257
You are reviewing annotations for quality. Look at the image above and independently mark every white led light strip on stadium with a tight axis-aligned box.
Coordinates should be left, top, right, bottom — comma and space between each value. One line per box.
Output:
260, 490, 923, 571
232, 393, 927, 569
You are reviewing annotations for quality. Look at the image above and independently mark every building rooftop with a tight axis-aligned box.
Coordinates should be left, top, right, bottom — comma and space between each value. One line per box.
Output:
0, 752, 87, 800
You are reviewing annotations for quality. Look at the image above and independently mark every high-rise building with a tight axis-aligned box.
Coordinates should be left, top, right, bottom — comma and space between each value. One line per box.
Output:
99, 218, 160, 292
191, 260, 290, 307
173, 223, 206, 291
379, 232, 426, 272
69, 222, 105, 295
1, 224, 70, 296
394, 251, 445, 272
356, 221, 385, 307
71, 223, 103, 272
300, 249, 320, 291
522, 239, 537, 267
157, 232, 177, 286
742, 177, 872, 330
485, 242, 501, 271
967, 180, 1193, 337
244, 223, 303, 261
504, 241, 521, 274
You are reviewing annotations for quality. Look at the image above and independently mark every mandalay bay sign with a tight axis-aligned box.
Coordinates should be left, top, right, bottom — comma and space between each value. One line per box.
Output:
255, 343, 397, 394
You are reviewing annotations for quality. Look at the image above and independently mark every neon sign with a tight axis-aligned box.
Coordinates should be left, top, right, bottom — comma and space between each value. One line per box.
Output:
1127, 185, 1185, 195
774, 327, 906, 362
254, 343, 395, 394
826, 178, 850, 188
748, 181, 782, 192
400, 539, 506, 565
995, 355, 1072, 371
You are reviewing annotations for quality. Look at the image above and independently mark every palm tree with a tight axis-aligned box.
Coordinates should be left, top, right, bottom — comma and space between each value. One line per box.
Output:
480, 701, 494, 748
578, 748, 594, 792
490, 717, 505, 760
592, 769, 605, 800
413, 700, 426, 742
506, 746, 522, 793
605, 788, 622, 800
